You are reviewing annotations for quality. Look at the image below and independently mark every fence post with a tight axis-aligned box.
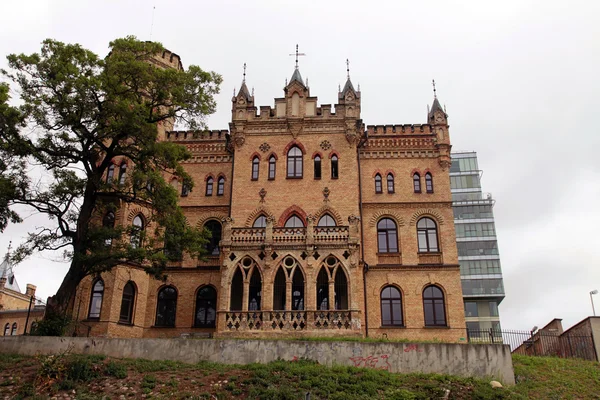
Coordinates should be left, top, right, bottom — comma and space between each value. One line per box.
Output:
490, 328, 494, 344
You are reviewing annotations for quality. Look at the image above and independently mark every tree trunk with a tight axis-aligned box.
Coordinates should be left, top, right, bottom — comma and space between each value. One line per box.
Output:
44, 261, 86, 319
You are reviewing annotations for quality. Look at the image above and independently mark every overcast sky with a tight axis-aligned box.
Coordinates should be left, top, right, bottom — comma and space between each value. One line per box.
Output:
1, 0, 599, 332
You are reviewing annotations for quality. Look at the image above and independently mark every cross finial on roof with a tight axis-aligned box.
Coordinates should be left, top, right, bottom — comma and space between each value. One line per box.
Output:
243, 63, 247, 83
346, 59, 350, 80
289, 44, 306, 70
432, 79, 437, 98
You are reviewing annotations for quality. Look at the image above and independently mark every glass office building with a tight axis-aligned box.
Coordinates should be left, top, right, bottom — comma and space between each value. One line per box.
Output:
451, 152, 504, 335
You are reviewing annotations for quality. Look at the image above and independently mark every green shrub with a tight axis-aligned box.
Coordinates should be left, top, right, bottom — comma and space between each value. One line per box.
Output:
66, 358, 98, 382
30, 314, 72, 336
105, 361, 128, 379
141, 374, 157, 389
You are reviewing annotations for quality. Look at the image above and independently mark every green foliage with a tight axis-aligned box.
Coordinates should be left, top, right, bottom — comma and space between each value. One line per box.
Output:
37, 353, 68, 383
105, 361, 128, 379
30, 314, 72, 336
65, 358, 99, 382
141, 374, 157, 390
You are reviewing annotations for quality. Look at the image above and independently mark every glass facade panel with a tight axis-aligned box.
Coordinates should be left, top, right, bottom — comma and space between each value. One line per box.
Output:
450, 175, 481, 190
464, 302, 478, 317
489, 301, 499, 317
455, 223, 496, 238
453, 205, 494, 219
459, 260, 503, 275
457, 241, 499, 256
461, 279, 505, 296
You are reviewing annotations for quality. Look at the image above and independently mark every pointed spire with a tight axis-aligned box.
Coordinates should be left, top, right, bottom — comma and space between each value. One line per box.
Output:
341, 58, 357, 96
428, 79, 444, 118
289, 68, 305, 86
235, 63, 252, 101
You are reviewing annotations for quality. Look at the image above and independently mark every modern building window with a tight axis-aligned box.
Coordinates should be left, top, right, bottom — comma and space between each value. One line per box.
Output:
453, 204, 494, 220
464, 301, 478, 317
461, 279, 505, 296
204, 220, 222, 256
118, 163, 127, 185
375, 174, 382, 193
268, 156, 276, 180
130, 215, 144, 248
248, 269, 262, 311
387, 173, 394, 193
251, 156, 260, 180
284, 215, 304, 228
417, 217, 439, 252
489, 301, 499, 317
459, 260, 502, 276
88, 279, 104, 319
230, 268, 243, 311
10, 323, 17, 336
413, 173, 421, 193
317, 214, 336, 227
334, 268, 348, 310
466, 321, 480, 337
3, 323, 9, 336
457, 241, 499, 257
103, 211, 115, 247
450, 175, 481, 190
316, 268, 329, 310
287, 146, 303, 178
205, 177, 213, 196
381, 286, 403, 326
331, 155, 339, 179
253, 215, 267, 228
155, 286, 177, 327
119, 282, 135, 324
423, 285, 447, 327
195, 286, 217, 328
106, 164, 115, 183
425, 173, 434, 193
377, 218, 398, 253
217, 177, 225, 196
314, 155, 321, 179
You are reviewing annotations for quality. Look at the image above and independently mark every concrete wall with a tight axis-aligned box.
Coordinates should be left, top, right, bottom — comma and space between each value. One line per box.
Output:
0, 336, 515, 385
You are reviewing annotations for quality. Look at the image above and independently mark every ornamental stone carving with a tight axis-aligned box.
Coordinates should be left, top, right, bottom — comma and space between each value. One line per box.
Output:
259, 142, 271, 153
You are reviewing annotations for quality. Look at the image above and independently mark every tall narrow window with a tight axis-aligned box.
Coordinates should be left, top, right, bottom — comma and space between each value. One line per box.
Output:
155, 286, 177, 327
334, 268, 348, 310
230, 269, 243, 311
10, 323, 17, 336
181, 183, 190, 197
317, 214, 336, 227
204, 220, 222, 256
375, 174, 382, 193
331, 155, 339, 179
103, 211, 115, 247
118, 163, 127, 185
253, 215, 267, 228
106, 164, 115, 183
316, 268, 329, 310
377, 218, 398, 253
251, 157, 260, 180
314, 155, 321, 179
287, 146, 303, 178
248, 269, 262, 311
119, 282, 136, 324
417, 217, 439, 252
217, 177, 225, 196
268, 156, 276, 180
273, 268, 286, 311
423, 285, 447, 327
284, 215, 304, 228
381, 286, 403, 326
387, 173, 394, 193
205, 177, 213, 196
425, 173, 434, 193
130, 215, 144, 248
195, 286, 217, 328
292, 268, 305, 311
3, 323, 9, 336
88, 279, 104, 319
413, 173, 421, 193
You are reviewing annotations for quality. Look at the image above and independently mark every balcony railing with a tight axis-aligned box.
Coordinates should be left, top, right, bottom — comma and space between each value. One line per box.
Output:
223, 310, 355, 332
273, 227, 307, 243
228, 226, 350, 246
231, 228, 265, 244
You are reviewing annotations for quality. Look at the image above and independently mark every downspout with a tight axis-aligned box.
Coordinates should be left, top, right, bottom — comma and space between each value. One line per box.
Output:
356, 128, 369, 337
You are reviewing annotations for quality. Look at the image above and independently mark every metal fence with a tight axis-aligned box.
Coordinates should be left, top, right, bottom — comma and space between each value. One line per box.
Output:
467, 329, 597, 361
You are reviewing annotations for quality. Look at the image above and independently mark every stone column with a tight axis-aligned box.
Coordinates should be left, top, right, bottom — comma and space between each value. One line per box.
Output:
329, 280, 335, 311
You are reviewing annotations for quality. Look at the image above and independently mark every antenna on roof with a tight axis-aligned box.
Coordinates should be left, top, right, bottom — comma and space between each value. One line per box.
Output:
149, 1, 156, 41
432, 79, 437, 99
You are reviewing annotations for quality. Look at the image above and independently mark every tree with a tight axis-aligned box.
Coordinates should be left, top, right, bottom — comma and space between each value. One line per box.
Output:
1, 37, 223, 318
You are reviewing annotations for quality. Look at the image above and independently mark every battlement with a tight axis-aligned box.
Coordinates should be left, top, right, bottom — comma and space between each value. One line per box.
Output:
366, 124, 434, 136
166, 130, 229, 141
148, 47, 184, 70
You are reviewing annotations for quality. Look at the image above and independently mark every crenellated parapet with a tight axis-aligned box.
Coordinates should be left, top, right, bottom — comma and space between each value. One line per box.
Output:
165, 130, 229, 142
149, 48, 184, 71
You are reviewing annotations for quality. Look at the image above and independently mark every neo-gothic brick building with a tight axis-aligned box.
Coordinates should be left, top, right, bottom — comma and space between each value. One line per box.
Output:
72, 49, 466, 341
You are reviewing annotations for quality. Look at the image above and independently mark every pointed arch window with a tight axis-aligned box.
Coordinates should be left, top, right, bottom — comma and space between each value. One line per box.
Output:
217, 177, 225, 196
3, 323, 9, 336
106, 164, 115, 183
155, 286, 177, 327
417, 217, 439, 252
230, 268, 243, 311
331, 155, 339, 179
314, 155, 321, 179
284, 215, 304, 228
205, 177, 213, 196
423, 285, 447, 326
387, 173, 395, 193
377, 218, 398, 253
118, 163, 127, 185
195, 286, 217, 328
316, 268, 329, 310
268, 156, 276, 180
248, 269, 262, 311
253, 215, 267, 228
103, 211, 115, 247
413, 173, 421, 193
119, 282, 136, 324
10, 323, 17, 336
425, 173, 434, 193
130, 215, 144, 248
251, 156, 260, 180
88, 279, 104, 320
287, 146, 303, 178
375, 174, 382, 193
381, 286, 403, 326
273, 267, 286, 311
204, 220, 222, 256
334, 268, 348, 310
292, 268, 305, 311
317, 214, 336, 227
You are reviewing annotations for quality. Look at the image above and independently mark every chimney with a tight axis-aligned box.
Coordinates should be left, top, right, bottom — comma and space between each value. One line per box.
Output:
25, 284, 36, 297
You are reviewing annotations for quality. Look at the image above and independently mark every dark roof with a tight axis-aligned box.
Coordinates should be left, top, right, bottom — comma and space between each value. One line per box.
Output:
236, 82, 252, 102
289, 68, 305, 86
341, 78, 356, 96
428, 97, 444, 117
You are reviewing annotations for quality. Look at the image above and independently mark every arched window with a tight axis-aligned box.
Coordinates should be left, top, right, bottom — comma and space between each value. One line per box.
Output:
205, 177, 213, 196
155, 286, 177, 327
287, 146, 303, 178
417, 217, 439, 252
195, 286, 217, 328
375, 174, 382, 193
381, 286, 403, 326
425, 173, 434, 193
317, 214, 336, 227
11, 323, 17, 336
118, 163, 127, 185
314, 155, 321, 179
268, 156, 276, 180
273, 267, 286, 310
284, 215, 304, 228
423, 285, 446, 326
217, 177, 225, 196
292, 267, 305, 311
130, 215, 144, 248
230, 268, 243, 311
331, 155, 339, 179
387, 173, 395, 193
106, 164, 115, 183
248, 269, 262, 311
3, 323, 9, 336
251, 156, 260, 180
316, 268, 329, 310
334, 268, 348, 310
103, 211, 115, 247
119, 282, 136, 324
413, 173, 421, 193
377, 218, 398, 253
88, 279, 104, 319
181, 182, 190, 197
253, 215, 267, 228
204, 220, 222, 256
